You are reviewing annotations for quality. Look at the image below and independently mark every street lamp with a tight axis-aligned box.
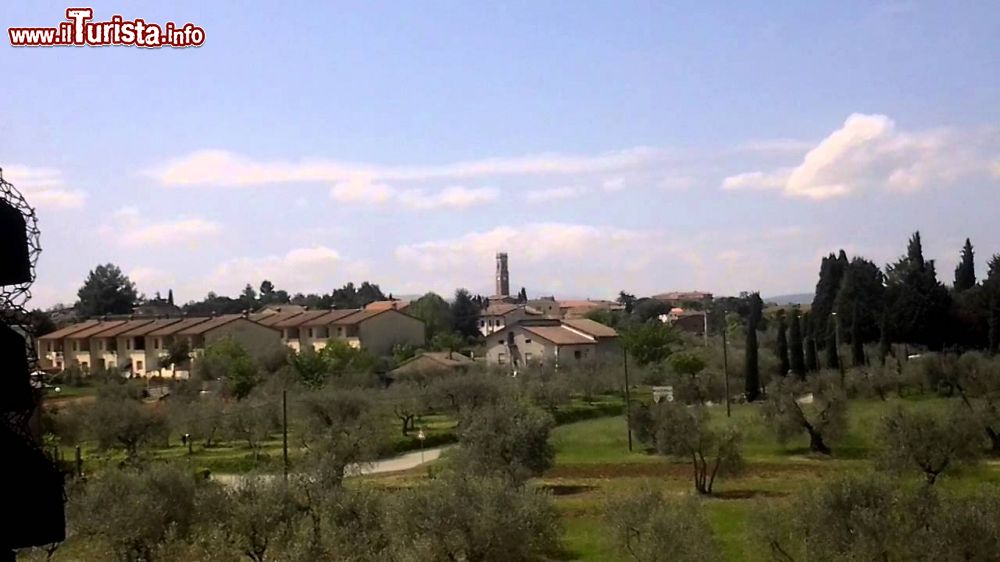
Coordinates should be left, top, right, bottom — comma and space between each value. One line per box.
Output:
417, 428, 426, 465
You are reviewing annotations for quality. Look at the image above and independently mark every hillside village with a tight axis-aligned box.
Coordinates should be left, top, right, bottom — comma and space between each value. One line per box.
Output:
34, 252, 715, 378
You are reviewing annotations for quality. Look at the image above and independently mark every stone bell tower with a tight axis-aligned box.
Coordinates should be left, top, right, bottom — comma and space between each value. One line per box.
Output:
495, 252, 510, 297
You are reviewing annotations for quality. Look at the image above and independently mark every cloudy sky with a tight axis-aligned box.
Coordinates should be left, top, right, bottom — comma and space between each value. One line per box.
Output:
3, 1, 1000, 307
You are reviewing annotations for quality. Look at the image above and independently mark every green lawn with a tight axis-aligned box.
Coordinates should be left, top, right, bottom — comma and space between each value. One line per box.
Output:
545, 397, 1000, 561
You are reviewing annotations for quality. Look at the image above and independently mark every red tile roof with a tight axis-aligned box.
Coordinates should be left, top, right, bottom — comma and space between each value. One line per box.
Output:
66, 321, 128, 339
89, 319, 157, 338
300, 309, 360, 327
522, 325, 595, 345
273, 310, 339, 328
562, 318, 618, 338
37, 320, 101, 340
252, 310, 305, 327
147, 317, 212, 336
176, 314, 246, 336
120, 318, 185, 337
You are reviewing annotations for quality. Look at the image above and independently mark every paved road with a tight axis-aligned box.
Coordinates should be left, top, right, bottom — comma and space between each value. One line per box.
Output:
212, 445, 446, 487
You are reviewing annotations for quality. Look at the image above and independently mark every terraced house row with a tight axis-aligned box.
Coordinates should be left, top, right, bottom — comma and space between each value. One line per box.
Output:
36, 307, 425, 377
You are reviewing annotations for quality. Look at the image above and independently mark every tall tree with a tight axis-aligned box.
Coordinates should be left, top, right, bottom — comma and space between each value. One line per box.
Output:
517, 287, 528, 303
167, 289, 174, 306
825, 316, 840, 371
240, 284, 257, 310
987, 255, 1000, 353
833, 257, 885, 345
617, 291, 637, 314
789, 310, 806, 378
450, 288, 481, 339
408, 292, 452, 339
811, 250, 849, 350
76, 263, 139, 317
884, 231, 952, 349
850, 303, 865, 367
745, 292, 763, 402
775, 311, 790, 377
954, 238, 976, 292
804, 312, 819, 372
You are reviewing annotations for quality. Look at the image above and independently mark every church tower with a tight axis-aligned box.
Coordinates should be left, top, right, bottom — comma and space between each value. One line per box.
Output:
495, 252, 510, 297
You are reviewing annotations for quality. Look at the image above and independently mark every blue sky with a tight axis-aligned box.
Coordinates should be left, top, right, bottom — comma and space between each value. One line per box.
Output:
2, 1, 999, 307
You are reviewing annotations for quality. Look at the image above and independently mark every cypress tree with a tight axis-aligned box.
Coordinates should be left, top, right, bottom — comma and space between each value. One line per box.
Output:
775, 312, 790, 377
825, 315, 840, 370
804, 312, 819, 372
789, 310, 805, 378
954, 238, 976, 292
811, 250, 849, 352
850, 303, 865, 367
167, 288, 174, 306
878, 308, 891, 365
745, 293, 763, 402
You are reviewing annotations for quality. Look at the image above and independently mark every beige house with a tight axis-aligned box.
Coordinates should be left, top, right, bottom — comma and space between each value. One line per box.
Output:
478, 303, 544, 336
37, 315, 281, 378
485, 318, 619, 371
273, 308, 425, 356
37, 320, 100, 370
118, 317, 188, 376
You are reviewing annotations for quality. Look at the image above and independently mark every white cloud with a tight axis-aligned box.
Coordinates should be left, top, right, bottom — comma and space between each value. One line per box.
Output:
330, 178, 395, 205
2, 165, 86, 210
722, 113, 999, 200
397, 186, 499, 210
148, 147, 668, 188
602, 178, 626, 192
202, 246, 369, 296
524, 186, 581, 203
735, 138, 815, 154
101, 206, 222, 247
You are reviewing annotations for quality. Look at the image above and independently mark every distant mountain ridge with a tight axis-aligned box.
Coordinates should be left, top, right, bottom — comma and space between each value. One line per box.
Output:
763, 292, 813, 306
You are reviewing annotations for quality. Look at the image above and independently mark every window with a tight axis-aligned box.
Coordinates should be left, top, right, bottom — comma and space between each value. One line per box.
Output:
81, 362, 89, 372
153, 338, 160, 349
498, 352, 507, 365
126, 339, 132, 350
525, 339, 532, 344
308, 328, 314, 338
574, 350, 582, 360
72, 341, 78, 351
136, 360, 144, 371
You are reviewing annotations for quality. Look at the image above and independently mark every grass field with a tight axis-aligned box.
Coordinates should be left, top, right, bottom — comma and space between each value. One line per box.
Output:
543, 397, 1000, 561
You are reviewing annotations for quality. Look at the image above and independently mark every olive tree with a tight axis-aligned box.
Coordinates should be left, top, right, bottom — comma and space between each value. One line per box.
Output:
296, 388, 387, 485
87, 386, 168, 462
69, 465, 211, 562
388, 472, 560, 562
753, 474, 1000, 562
877, 405, 983, 485
224, 397, 278, 464
605, 487, 720, 562
451, 397, 555, 484
634, 401, 743, 495
761, 374, 847, 455
219, 477, 301, 562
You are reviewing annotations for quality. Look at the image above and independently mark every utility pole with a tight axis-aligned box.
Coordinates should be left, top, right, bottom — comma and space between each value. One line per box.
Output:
703, 310, 709, 347
623, 346, 633, 452
722, 313, 731, 418
282, 389, 289, 481
833, 311, 845, 383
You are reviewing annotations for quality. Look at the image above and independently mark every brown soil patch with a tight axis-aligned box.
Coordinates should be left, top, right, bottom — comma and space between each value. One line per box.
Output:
540, 484, 598, 496
712, 489, 789, 500
545, 462, 838, 480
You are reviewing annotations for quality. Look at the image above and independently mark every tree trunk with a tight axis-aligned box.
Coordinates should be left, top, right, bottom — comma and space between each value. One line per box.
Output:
807, 429, 831, 455
987, 426, 1000, 453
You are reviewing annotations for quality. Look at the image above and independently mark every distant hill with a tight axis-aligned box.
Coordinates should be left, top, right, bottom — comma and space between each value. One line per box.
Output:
763, 293, 813, 306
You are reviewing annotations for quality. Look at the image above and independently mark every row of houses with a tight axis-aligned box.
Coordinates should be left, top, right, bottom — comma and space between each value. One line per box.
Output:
37, 308, 425, 377
484, 317, 620, 371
